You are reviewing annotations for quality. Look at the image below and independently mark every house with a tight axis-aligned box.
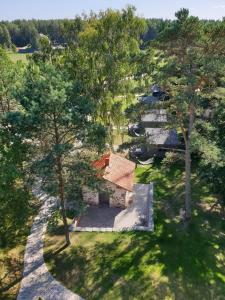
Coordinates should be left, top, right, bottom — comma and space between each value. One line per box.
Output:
129, 109, 180, 160
143, 110, 179, 156
83, 153, 136, 208
128, 109, 167, 136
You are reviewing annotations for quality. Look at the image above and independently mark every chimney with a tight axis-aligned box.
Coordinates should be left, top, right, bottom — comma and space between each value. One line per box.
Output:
105, 157, 110, 167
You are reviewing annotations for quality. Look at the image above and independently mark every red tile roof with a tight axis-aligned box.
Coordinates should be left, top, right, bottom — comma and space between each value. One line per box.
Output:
93, 153, 135, 192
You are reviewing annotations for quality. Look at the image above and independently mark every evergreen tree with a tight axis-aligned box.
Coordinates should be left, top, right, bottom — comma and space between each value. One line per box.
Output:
0, 25, 12, 49
152, 9, 225, 219
15, 61, 106, 245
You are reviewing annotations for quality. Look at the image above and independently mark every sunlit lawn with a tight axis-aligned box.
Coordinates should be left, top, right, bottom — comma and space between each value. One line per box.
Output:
0, 245, 25, 300
44, 161, 225, 300
8, 52, 29, 64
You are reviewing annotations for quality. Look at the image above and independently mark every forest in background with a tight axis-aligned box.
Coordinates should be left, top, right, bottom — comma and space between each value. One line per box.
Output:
0, 16, 224, 50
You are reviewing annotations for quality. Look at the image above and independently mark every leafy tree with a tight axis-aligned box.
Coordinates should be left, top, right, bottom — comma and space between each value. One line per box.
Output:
32, 34, 53, 62
15, 61, 106, 245
65, 7, 146, 145
142, 18, 171, 44
13, 21, 39, 48
1, 16, 223, 49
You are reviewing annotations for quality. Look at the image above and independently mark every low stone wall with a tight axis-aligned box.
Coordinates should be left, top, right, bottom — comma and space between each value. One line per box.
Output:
147, 182, 154, 230
125, 190, 134, 206
69, 225, 153, 232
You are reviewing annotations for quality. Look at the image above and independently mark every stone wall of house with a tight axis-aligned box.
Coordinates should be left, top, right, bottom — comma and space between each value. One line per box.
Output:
105, 181, 126, 208
82, 187, 99, 205
83, 182, 134, 209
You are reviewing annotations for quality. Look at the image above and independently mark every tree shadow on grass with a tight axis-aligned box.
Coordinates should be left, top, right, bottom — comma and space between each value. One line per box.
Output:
0, 253, 24, 300
83, 211, 225, 299
45, 162, 225, 300
45, 208, 225, 300
44, 243, 69, 261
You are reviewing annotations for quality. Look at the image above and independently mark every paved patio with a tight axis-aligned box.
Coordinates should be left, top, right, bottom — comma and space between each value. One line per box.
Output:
114, 183, 152, 228
78, 206, 123, 227
74, 183, 154, 231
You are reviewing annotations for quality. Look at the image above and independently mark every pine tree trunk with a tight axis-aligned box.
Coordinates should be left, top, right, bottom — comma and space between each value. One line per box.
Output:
178, 103, 195, 221
184, 142, 191, 219
184, 104, 195, 220
53, 114, 70, 246
56, 155, 71, 246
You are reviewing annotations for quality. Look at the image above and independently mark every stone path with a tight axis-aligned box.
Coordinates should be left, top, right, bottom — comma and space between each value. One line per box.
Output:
17, 186, 82, 300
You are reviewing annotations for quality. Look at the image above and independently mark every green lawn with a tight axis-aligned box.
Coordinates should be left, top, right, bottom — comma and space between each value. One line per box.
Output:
8, 52, 29, 64
0, 244, 25, 300
0, 199, 40, 300
44, 161, 225, 300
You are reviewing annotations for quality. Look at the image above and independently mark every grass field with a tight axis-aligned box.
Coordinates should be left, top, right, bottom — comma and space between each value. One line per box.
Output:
8, 52, 29, 64
0, 199, 40, 300
44, 161, 225, 300
0, 244, 25, 300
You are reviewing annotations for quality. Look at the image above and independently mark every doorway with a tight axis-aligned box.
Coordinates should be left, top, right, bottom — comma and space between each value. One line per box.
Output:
99, 192, 110, 206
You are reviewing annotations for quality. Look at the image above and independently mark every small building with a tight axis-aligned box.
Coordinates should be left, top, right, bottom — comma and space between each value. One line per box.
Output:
128, 109, 180, 160
128, 109, 167, 136
142, 110, 179, 157
83, 153, 136, 208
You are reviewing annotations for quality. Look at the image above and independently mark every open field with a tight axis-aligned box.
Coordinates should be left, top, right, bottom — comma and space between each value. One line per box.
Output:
8, 52, 29, 64
44, 161, 225, 300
